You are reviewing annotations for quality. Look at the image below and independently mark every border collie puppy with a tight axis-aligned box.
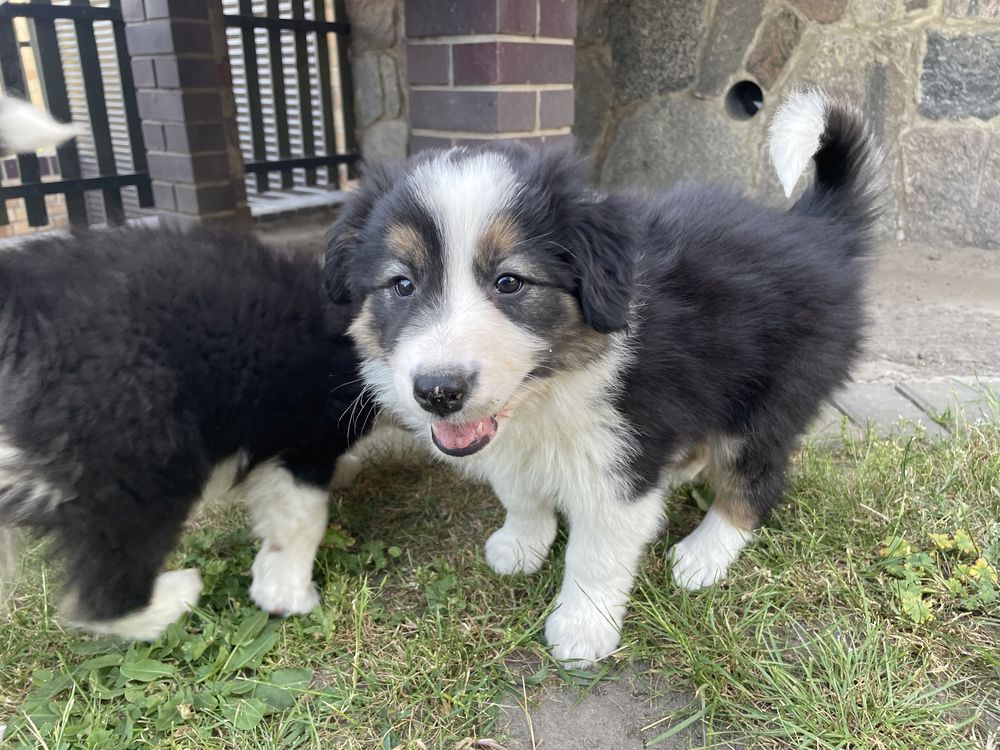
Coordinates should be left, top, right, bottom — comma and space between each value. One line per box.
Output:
324, 90, 882, 667
0, 99, 373, 640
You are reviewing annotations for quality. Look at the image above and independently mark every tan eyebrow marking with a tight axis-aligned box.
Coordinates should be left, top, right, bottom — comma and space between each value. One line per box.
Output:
385, 224, 427, 267
475, 215, 520, 271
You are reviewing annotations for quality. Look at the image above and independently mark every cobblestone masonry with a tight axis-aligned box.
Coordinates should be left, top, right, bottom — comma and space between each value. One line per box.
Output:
576, 0, 1000, 250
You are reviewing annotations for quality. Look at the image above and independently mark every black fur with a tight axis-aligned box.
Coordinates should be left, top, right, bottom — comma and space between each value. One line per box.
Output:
0, 226, 371, 622
326, 97, 879, 528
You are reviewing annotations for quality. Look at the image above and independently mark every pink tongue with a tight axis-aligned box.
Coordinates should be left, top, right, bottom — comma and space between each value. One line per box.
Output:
431, 416, 497, 454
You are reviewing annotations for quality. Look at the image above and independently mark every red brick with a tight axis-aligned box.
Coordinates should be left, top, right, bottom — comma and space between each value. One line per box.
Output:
406, 0, 536, 37
539, 0, 577, 37
407, 44, 451, 85
453, 43, 574, 85
411, 134, 454, 152
539, 89, 574, 128
410, 90, 536, 132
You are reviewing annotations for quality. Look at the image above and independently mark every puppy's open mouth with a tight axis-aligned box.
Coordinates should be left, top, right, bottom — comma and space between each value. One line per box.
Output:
430, 415, 499, 457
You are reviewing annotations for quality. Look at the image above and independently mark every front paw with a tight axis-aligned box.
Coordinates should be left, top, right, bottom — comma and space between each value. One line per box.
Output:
544, 602, 622, 669
484, 527, 548, 575
668, 535, 733, 591
249, 549, 319, 616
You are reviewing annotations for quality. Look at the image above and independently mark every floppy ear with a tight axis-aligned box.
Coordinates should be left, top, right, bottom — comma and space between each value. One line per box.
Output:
565, 193, 636, 334
324, 162, 397, 304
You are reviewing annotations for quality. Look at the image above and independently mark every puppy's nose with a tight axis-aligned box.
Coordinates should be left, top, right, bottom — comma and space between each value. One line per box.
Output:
413, 371, 476, 417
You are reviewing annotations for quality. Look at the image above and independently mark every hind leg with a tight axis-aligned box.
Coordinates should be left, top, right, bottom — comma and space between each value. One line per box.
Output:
669, 435, 788, 590
243, 460, 329, 616
57, 499, 202, 640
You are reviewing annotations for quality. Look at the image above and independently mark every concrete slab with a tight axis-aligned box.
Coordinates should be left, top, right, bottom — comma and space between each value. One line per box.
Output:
830, 383, 948, 436
896, 380, 1000, 428
495, 673, 713, 750
804, 401, 864, 443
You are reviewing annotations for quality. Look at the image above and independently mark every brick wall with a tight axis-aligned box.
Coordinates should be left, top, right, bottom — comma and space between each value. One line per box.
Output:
124, 0, 250, 226
405, 0, 577, 151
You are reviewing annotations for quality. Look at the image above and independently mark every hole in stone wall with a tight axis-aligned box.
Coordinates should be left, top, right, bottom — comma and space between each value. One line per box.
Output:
726, 81, 764, 120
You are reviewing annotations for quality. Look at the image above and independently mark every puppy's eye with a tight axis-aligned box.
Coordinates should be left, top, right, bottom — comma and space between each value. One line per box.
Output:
393, 277, 415, 297
495, 275, 523, 295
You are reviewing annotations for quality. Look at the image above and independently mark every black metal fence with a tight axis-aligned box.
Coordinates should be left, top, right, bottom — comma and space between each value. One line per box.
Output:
223, 0, 358, 193
1, 0, 359, 233
0, 0, 152, 229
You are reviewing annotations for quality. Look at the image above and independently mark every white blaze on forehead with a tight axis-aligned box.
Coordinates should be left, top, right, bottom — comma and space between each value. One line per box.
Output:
408, 149, 521, 273
390, 149, 544, 421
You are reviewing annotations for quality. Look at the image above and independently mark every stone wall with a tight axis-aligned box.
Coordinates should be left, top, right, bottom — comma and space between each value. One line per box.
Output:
346, 0, 408, 162
577, 0, 1000, 249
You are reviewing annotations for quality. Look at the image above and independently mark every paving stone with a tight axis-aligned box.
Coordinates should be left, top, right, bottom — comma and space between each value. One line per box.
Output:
896, 380, 1000, 427
944, 0, 1000, 18
496, 673, 714, 749
574, 48, 612, 155
578, 0, 608, 41
695, 0, 765, 97
745, 7, 802, 89
900, 126, 999, 249
601, 94, 761, 192
359, 118, 407, 161
805, 401, 864, 443
920, 31, 1000, 121
345, 0, 396, 50
830, 383, 947, 436
787, 0, 847, 22
609, 0, 703, 101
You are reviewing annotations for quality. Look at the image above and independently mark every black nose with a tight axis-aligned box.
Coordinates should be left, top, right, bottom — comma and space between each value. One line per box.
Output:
412, 371, 476, 416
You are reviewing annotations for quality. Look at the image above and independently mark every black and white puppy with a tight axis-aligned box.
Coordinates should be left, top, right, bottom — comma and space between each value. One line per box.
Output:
0, 99, 374, 640
324, 90, 882, 666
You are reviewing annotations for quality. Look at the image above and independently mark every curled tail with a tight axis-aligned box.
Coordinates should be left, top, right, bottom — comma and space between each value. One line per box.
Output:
0, 95, 81, 156
768, 89, 884, 234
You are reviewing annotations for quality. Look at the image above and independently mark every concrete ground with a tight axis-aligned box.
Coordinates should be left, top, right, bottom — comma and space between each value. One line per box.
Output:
258, 218, 1000, 749
859, 242, 1000, 382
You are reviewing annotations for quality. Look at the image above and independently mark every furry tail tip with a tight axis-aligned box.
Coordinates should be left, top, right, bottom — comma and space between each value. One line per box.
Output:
0, 95, 82, 156
768, 88, 882, 201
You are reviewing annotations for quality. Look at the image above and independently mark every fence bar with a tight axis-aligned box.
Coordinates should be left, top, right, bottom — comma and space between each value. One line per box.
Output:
109, 0, 152, 208
222, 14, 348, 34
291, 0, 315, 185
30, 0, 89, 225
312, 0, 336, 185
0, 4, 119, 22
0, 16, 49, 226
243, 152, 357, 172
71, 0, 124, 224
238, 0, 268, 192
331, 0, 356, 184
265, 0, 293, 189
0, 172, 149, 201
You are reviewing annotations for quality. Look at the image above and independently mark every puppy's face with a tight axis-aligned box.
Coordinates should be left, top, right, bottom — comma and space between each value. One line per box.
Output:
327, 146, 634, 457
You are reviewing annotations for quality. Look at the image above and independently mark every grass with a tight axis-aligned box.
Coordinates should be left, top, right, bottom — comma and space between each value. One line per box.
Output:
1, 423, 999, 749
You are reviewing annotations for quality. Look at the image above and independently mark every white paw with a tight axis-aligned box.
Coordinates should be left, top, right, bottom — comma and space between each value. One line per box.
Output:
76, 568, 203, 641
668, 536, 732, 590
484, 527, 549, 575
249, 548, 320, 616
668, 506, 755, 591
544, 602, 623, 669
330, 453, 363, 489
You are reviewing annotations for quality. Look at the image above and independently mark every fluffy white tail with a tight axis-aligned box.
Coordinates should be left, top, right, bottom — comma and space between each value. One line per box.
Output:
768, 88, 828, 198
0, 95, 82, 156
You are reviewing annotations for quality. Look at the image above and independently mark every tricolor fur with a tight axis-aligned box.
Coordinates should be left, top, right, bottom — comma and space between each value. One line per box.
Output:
326, 90, 882, 667
0, 96, 375, 638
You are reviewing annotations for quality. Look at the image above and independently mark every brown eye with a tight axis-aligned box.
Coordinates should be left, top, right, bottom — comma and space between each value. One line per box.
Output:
495, 275, 523, 295
393, 277, 415, 297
